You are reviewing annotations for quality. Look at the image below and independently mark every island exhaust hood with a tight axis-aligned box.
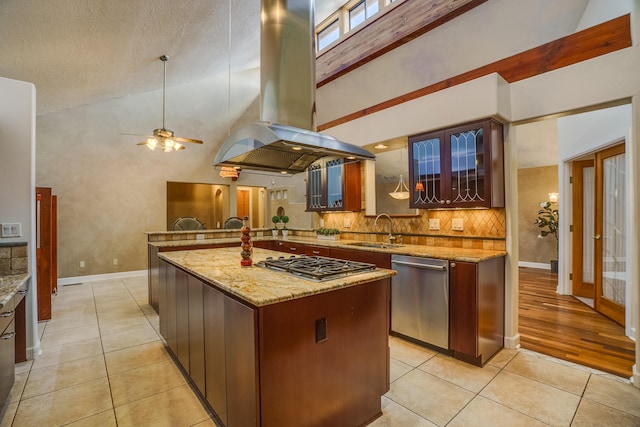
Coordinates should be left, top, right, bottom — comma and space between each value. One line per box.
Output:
213, 0, 375, 174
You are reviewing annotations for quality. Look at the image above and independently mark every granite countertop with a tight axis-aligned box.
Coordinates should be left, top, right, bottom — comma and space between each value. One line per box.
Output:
159, 247, 395, 308
151, 236, 506, 263
0, 273, 30, 309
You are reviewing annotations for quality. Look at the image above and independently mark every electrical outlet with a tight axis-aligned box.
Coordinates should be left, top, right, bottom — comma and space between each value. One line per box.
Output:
1, 223, 21, 238
452, 218, 464, 231
113, 258, 118, 266
428, 218, 440, 230
196, 233, 205, 240
79, 260, 85, 269
319, 219, 325, 228
344, 218, 351, 228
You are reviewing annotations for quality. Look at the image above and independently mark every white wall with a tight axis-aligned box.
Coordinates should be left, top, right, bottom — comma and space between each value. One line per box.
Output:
0, 76, 39, 358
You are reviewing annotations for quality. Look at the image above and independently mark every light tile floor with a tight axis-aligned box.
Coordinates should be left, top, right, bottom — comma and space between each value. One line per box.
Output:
1, 276, 639, 426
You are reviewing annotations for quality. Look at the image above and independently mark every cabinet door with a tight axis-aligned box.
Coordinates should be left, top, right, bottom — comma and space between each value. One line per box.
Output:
445, 120, 492, 208
175, 268, 190, 371
449, 261, 478, 358
188, 275, 205, 396
307, 158, 361, 212
330, 247, 391, 269
307, 162, 325, 210
164, 262, 177, 353
325, 158, 345, 209
204, 284, 227, 425
409, 130, 445, 208
0, 319, 15, 407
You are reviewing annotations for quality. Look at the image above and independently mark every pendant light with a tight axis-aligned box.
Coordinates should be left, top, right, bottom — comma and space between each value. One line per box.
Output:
389, 146, 410, 199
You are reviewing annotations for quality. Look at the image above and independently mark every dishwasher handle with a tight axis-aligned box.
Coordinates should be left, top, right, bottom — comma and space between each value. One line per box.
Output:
391, 260, 447, 271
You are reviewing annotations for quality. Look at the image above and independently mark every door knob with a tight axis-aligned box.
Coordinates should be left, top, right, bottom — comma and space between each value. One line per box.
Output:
593, 234, 601, 240
450, 262, 456, 268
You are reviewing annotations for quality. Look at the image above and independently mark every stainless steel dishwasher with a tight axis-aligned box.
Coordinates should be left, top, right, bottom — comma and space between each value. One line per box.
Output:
391, 255, 449, 350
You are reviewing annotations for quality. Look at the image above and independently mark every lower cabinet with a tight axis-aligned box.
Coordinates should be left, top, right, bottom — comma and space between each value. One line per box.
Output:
160, 261, 257, 426
0, 315, 15, 408
330, 247, 391, 269
449, 256, 505, 366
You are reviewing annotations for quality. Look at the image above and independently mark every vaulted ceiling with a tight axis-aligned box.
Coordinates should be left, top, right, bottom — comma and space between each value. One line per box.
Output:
0, 0, 344, 115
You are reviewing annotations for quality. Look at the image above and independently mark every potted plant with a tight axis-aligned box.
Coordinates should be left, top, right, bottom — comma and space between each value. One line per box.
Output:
316, 227, 341, 241
280, 215, 290, 238
535, 201, 559, 273
271, 215, 280, 237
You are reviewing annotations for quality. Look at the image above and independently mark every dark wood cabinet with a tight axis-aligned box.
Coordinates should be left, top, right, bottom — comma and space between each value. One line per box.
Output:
175, 268, 190, 371
188, 275, 205, 396
304, 244, 331, 257
0, 287, 19, 407
273, 240, 306, 254
330, 247, 391, 269
307, 158, 361, 212
252, 240, 273, 250
449, 256, 505, 366
409, 119, 504, 209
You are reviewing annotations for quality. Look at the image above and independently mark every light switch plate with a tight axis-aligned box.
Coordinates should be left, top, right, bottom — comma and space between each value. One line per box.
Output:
344, 218, 351, 228
196, 233, 205, 240
452, 218, 464, 231
428, 218, 440, 230
1, 223, 21, 238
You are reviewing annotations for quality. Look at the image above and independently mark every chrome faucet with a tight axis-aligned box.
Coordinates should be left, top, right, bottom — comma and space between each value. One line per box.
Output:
374, 213, 395, 244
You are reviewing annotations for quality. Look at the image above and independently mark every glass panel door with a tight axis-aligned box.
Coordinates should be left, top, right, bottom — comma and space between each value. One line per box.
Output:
571, 160, 595, 300
448, 126, 485, 205
409, 134, 442, 208
326, 159, 344, 209
594, 143, 626, 326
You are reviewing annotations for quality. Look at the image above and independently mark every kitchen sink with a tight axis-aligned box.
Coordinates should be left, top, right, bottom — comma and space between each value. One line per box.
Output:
346, 242, 404, 249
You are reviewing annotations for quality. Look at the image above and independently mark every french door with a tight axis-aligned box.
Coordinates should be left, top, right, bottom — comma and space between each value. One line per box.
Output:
571, 160, 595, 299
594, 143, 626, 326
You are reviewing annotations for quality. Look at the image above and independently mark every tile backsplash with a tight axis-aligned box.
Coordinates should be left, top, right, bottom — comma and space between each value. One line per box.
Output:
316, 208, 506, 250
0, 242, 28, 275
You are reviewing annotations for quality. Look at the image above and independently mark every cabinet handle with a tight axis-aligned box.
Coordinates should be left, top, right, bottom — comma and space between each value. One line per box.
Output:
0, 332, 15, 340
450, 262, 456, 268
446, 200, 451, 205
312, 250, 320, 254
440, 200, 446, 205
0, 310, 14, 318
592, 234, 601, 240
17, 290, 27, 295
289, 247, 297, 251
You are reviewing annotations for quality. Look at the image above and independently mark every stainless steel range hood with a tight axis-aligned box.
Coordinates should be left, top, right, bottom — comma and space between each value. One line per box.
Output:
213, 0, 375, 174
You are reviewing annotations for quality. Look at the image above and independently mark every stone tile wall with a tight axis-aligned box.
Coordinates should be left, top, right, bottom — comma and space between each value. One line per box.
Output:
0, 242, 28, 275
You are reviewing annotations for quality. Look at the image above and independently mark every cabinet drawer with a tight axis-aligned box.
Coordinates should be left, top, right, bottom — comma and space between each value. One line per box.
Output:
273, 241, 305, 254
0, 299, 15, 335
304, 245, 331, 257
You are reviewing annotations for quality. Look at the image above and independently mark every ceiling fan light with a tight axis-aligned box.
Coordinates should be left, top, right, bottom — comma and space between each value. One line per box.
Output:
146, 137, 158, 150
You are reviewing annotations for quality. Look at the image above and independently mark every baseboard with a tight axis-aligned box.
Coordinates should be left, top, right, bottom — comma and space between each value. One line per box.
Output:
633, 365, 640, 390
57, 269, 147, 286
27, 343, 42, 360
518, 261, 550, 270
504, 333, 521, 350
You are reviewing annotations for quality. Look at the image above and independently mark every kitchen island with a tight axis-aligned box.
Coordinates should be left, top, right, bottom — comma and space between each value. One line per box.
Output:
157, 247, 394, 427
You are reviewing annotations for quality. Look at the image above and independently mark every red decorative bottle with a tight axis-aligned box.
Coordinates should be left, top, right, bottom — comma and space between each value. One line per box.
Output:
240, 216, 253, 266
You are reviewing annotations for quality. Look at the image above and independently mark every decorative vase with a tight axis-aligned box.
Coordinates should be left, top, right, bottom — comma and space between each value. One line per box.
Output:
240, 220, 253, 266
281, 229, 289, 238
272, 229, 279, 238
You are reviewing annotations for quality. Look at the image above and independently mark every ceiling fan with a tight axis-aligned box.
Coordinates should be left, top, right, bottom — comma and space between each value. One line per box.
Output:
137, 55, 203, 152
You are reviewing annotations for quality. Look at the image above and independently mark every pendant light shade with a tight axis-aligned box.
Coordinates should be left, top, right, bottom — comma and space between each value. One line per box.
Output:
389, 174, 410, 200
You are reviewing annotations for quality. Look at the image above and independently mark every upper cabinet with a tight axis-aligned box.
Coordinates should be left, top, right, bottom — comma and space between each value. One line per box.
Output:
307, 158, 361, 212
408, 119, 504, 209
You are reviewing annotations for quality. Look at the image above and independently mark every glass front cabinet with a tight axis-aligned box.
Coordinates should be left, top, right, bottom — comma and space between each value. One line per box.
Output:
408, 119, 504, 209
307, 158, 361, 212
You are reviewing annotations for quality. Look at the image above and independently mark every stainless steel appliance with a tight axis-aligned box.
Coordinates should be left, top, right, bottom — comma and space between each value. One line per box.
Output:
256, 255, 376, 282
391, 255, 449, 350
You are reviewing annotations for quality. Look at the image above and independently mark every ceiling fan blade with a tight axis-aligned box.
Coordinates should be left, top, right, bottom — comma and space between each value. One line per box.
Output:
174, 136, 204, 144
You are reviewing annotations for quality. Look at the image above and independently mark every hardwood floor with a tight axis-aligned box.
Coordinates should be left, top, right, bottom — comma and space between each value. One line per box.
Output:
518, 267, 635, 378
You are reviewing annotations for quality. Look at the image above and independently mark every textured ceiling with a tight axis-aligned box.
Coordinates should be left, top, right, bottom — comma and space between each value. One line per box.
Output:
0, 0, 342, 115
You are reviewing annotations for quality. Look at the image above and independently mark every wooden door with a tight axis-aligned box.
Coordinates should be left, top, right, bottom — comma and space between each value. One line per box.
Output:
236, 189, 250, 219
594, 143, 626, 326
36, 187, 56, 321
571, 160, 595, 298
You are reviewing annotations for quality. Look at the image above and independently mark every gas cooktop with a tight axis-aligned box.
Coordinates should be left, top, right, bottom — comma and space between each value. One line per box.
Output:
256, 255, 377, 282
